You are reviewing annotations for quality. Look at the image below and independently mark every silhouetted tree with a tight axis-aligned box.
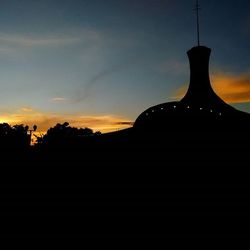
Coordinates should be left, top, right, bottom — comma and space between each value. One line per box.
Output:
0, 123, 30, 149
34, 122, 101, 147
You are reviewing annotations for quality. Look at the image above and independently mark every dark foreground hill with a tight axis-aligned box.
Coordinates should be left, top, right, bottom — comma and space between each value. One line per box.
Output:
1, 117, 250, 248
2, 112, 250, 187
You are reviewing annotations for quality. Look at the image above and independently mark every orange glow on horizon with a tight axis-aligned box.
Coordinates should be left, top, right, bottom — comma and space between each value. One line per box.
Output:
0, 109, 133, 140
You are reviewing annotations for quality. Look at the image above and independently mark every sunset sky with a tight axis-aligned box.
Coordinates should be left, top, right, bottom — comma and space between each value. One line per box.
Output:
0, 0, 250, 134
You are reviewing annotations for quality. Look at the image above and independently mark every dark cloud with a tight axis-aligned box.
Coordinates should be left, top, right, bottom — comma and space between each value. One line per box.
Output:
114, 121, 134, 125
72, 66, 123, 103
71, 52, 141, 103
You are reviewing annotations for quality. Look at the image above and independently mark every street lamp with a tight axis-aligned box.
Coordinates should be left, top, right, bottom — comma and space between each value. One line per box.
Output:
29, 125, 37, 145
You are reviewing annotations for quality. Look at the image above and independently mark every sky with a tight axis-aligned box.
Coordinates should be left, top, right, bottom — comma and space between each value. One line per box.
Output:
0, 0, 250, 134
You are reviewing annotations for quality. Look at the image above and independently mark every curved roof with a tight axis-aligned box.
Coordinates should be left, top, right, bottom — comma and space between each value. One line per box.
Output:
134, 46, 249, 129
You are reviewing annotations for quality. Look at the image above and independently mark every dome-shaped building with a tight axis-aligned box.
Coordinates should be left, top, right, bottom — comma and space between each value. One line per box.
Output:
133, 45, 250, 140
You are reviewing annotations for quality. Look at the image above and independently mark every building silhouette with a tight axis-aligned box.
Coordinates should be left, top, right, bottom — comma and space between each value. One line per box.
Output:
134, 45, 250, 133
133, 0, 249, 135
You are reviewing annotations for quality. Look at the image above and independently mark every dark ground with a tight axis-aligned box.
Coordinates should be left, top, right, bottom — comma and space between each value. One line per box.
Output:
1, 119, 250, 248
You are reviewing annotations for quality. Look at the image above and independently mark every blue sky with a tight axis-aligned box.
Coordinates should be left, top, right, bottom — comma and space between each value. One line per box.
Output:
0, 0, 250, 132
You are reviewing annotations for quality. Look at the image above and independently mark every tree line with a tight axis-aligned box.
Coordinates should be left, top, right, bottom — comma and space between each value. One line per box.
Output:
0, 122, 101, 148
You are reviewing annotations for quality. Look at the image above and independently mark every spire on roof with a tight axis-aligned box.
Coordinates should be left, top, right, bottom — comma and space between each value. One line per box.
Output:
193, 0, 201, 46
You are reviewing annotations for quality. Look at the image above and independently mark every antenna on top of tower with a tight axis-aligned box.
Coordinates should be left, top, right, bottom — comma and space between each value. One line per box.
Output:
193, 0, 201, 46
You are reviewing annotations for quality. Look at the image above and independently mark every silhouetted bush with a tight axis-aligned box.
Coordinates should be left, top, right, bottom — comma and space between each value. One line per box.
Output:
35, 122, 101, 147
0, 123, 31, 149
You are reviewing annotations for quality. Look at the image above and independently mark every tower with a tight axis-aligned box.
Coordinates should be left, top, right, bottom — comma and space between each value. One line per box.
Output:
180, 46, 227, 109
180, 0, 229, 110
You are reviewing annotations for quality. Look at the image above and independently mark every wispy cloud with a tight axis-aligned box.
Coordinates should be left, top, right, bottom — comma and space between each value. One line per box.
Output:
172, 72, 250, 104
211, 73, 250, 103
51, 97, 68, 102
20, 107, 33, 112
172, 85, 188, 100
0, 32, 80, 47
0, 28, 102, 58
